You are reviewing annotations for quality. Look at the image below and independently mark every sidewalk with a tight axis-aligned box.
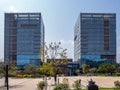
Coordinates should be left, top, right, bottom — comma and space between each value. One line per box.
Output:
1, 76, 120, 90
0, 77, 5, 88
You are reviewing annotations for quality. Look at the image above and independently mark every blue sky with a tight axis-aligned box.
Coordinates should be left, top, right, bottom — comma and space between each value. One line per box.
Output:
0, 0, 120, 62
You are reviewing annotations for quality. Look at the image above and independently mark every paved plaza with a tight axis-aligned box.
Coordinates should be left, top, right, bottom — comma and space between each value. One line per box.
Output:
0, 76, 120, 90
0, 77, 4, 88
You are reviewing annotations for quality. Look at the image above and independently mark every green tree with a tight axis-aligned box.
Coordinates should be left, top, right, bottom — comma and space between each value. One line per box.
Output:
40, 62, 51, 76
0, 64, 4, 75
115, 63, 120, 73
8, 65, 19, 77
98, 63, 116, 75
82, 64, 89, 75
0, 67, 3, 75
40, 42, 68, 84
24, 64, 38, 74
89, 68, 97, 75
76, 69, 80, 75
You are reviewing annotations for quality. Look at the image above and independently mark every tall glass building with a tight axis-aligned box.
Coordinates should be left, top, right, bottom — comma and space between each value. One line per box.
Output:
4, 13, 44, 68
74, 13, 116, 67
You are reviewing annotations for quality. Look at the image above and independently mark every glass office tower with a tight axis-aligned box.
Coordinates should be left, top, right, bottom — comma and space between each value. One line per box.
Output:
4, 13, 44, 68
74, 13, 116, 67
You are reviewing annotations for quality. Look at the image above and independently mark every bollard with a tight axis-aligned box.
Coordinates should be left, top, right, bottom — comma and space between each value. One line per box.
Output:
87, 79, 98, 90
58, 78, 59, 84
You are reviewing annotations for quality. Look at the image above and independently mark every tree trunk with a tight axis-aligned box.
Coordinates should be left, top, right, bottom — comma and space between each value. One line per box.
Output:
54, 73, 57, 85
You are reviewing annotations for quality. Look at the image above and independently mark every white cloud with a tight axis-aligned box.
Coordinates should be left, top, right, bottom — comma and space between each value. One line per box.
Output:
4, 5, 18, 12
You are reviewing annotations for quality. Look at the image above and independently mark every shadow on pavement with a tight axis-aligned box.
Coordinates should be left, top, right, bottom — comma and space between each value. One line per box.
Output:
9, 84, 24, 88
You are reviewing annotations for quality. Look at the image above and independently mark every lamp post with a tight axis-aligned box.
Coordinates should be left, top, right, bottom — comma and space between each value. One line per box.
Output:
5, 65, 9, 90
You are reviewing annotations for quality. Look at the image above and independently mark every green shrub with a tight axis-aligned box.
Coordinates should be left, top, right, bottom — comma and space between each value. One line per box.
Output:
33, 73, 42, 78
62, 78, 69, 84
114, 80, 120, 89
23, 74, 31, 78
53, 83, 69, 90
73, 79, 81, 90
8, 71, 16, 77
115, 73, 120, 76
37, 81, 46, 90
0, 74, 4, 77
16, 74, 23, 78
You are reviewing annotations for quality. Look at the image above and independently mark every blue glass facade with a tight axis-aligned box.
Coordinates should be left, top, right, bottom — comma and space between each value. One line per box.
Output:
74, 13, 116, 67
4, 13, 44, 68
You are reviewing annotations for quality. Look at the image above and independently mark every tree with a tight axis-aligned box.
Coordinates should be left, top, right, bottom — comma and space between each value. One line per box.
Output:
89, 68, 97, 75
82, 64, 89, 75
115, 63, 120, 73
76, 69, 80, 75
8, 65, 19, 77
44, 42, 67, 60
24, 64, 38, 74
1, 62, 19, 77
98, 63, 116, 75
0, 67, 3, 75
0, 64, 4, 75
40, 63, 51, 76
40, 42, 68, 84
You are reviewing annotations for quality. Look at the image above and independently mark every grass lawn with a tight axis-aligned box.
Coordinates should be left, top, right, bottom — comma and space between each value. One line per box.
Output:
82, 88, 118, 90
100, 88, 120, 90
99, 88, 114, 90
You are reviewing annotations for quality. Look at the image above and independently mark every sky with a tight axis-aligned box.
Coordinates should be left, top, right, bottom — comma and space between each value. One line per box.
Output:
0, 0, 120, 62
